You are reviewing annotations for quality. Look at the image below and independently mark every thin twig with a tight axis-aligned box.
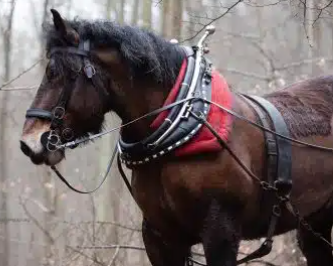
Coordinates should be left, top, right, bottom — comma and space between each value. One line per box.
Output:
19, 197, 55, 245
244, 0, 287, 7
312, 0, 333, 25
276, 57, 333, 70
0, 86, 38, 91
0, 217, 141, 231
107, 245, 120, 266
73, 244, 146, 251
180, 0, 244, 43
0, 59, 42, 90
219, 68, 269, 81
66, 246, 105, 266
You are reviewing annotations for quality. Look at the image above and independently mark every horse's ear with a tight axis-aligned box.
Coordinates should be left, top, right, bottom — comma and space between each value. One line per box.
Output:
50, 9, 67, 35
50, 8, 79, 45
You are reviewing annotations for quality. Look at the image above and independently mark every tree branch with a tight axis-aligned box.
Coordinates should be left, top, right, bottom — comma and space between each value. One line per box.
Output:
0, 59, 42, 90
180, 0, 244, 43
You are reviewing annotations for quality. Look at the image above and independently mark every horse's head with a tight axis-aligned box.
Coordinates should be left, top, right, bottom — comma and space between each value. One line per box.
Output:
20, 10, 116, 165
20, 9, 184, 166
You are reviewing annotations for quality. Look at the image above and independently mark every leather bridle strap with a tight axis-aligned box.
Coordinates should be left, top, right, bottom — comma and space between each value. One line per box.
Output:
26, 108, 53, 120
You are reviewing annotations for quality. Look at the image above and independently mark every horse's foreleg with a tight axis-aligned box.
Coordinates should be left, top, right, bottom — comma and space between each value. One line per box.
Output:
201, 199, 241, 266
142, 218, 191, 266
297, 211, 333, 266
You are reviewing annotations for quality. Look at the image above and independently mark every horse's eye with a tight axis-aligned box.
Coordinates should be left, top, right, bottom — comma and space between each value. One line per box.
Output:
46, 60, 57, 80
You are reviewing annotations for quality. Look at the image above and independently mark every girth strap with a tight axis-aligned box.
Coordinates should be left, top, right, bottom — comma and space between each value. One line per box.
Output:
235, 94, 292, 264
241, 95, 278, 186
244, 95, 292, 196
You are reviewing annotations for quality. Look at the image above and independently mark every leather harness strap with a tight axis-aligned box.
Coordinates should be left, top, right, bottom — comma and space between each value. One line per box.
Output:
241, 94, 278, 186
244, 95, 292, 197
234, 94, 292, 264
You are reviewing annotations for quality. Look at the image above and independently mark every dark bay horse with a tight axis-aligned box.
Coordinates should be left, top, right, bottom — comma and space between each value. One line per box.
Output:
20, 9, 333, 266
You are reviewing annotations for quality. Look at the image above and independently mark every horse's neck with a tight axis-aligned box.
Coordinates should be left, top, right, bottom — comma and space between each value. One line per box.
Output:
115, 80, 172, 142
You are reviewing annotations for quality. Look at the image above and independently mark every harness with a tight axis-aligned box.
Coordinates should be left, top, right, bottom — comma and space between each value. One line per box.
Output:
236, 95, 292, 263
118, 50, 213, 165
24, 25, 333, 264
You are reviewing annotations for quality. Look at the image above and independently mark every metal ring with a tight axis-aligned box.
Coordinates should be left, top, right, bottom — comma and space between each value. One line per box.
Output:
62, 128, 74, 141
84, 64, 96, 77
46, 141, 59, 152
52, 107, 65, 119
48, 132, 61, 146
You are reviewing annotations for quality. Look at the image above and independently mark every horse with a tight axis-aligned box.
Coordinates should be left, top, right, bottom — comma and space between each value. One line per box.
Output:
20, 9, 333, 266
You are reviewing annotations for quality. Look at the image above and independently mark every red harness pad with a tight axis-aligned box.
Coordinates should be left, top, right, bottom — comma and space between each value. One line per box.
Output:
151, 63, 233, 156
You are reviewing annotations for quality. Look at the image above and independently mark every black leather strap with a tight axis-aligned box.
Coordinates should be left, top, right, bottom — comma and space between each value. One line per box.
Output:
26, 108, 53, 120
245, 95, 292, 196
48, 46, 90, 58
241, 94, 278, 185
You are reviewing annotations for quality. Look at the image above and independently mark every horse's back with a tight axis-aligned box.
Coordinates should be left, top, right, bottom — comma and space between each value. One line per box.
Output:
265, 75, 333, 139
262, 75, 333, 217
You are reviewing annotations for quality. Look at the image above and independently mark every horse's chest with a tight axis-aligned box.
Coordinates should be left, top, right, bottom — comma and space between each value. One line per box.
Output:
131, 167, 175, 230
130, 165, 205, 235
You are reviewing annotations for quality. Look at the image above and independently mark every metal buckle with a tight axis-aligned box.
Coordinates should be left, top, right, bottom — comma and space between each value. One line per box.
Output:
52, 106, 65, 120
181, 105, 193, 119
84, 61, 96, 79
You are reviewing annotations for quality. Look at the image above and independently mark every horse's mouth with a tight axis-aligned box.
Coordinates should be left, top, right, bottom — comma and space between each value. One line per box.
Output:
20, 140, 65, 166
35, 150, 64, 166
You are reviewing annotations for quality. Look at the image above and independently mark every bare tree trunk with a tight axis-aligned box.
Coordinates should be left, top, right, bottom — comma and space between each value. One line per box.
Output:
162, 0, 171, 38
142, 0, 152, 28
3, 7, 15, 81
106, 0, 112, 19
131, 0, 140, 25
171, 0, 183, 40
184, 0, 195, 42
119, 0, 126, 24
66, 0, 72, 17
306, 0, 314, 74
313, 0, 323, 76
106, 0, 117, 20
0, 1, 16, 265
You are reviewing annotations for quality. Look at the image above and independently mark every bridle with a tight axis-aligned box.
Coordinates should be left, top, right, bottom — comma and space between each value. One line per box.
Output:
25, 39, 100, 152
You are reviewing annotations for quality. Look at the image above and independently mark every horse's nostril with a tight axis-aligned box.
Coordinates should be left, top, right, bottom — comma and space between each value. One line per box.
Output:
40, 131, 50, 148
20, 140, 32, 157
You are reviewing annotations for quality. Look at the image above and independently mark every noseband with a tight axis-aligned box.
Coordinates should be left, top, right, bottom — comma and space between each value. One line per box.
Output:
25, 40, 100, 151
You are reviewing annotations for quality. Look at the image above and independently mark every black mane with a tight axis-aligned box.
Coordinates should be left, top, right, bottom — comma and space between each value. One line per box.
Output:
43, 18, 186, 87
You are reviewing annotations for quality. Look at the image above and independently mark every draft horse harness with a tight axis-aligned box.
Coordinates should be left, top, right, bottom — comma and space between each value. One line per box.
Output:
24, 26, 333, 264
